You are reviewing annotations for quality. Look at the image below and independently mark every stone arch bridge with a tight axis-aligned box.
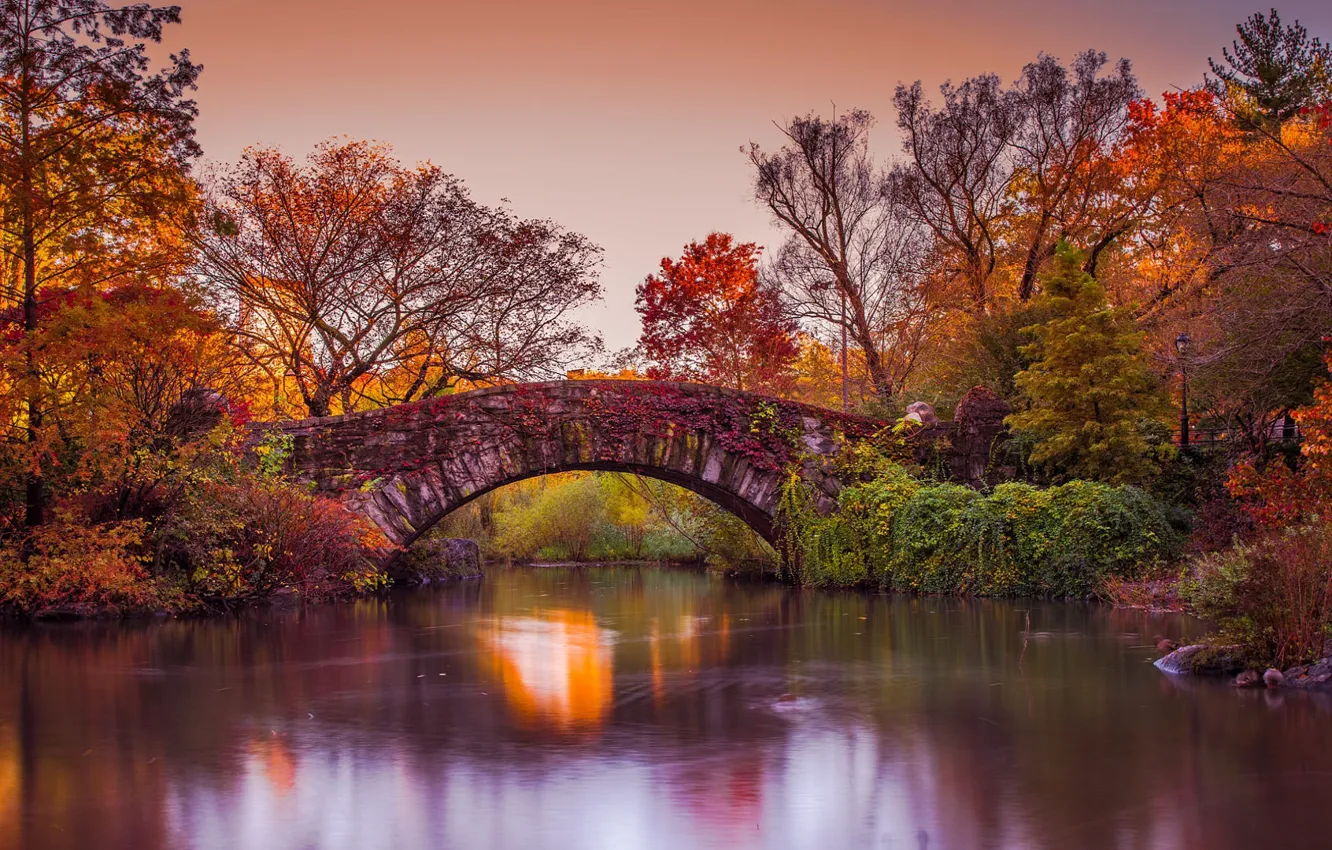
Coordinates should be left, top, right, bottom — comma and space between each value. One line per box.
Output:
264, 380, 1005, 552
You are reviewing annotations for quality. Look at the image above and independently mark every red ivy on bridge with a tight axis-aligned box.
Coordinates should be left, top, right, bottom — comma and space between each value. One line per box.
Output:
328, 381, 885, 487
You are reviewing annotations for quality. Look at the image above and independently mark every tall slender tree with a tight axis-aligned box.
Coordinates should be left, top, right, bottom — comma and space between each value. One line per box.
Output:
747, 111, 932, 402
0, 0, 200, 530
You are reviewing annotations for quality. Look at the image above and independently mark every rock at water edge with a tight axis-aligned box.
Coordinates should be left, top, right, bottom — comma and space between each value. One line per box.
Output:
1155, 644, 1245, 676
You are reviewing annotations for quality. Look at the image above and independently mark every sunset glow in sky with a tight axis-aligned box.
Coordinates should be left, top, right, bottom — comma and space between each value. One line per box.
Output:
175, 0, 1332, 353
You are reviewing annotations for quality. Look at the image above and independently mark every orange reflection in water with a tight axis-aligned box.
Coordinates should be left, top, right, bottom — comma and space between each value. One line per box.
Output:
479, 610, 613, 736
0, 723, 17, 850
247, 736, 297, 796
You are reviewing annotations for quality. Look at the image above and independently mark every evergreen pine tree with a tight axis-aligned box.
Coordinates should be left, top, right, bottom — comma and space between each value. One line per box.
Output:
1007, 242, 1169, 484
1208, 8, 1332, 128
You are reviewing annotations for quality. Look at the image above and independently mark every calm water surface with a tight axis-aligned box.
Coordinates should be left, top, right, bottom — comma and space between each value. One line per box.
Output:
3, 565, 1332, 850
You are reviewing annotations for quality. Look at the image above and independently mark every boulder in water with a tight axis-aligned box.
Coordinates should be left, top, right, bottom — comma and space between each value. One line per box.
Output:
388, 537, 482, 585
1154, 644, 1246, 676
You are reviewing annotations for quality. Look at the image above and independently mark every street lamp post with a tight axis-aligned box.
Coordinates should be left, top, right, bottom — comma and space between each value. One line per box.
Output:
1176, 332, 1192, 449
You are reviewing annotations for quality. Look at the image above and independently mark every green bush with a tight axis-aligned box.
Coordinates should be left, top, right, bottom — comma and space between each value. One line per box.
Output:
779, 463, 1183, 597
491, 474, 610, 560
890, 484, 981, 592
1182, 523, 1332, 668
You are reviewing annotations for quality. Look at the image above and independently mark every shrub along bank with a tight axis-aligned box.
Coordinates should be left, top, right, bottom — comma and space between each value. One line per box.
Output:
0, 427, 391, 619
778, 461, 1184, 597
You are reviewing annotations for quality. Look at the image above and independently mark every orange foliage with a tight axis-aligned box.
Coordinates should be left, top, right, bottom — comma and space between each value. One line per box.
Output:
1227, 351, 1332, 527
1112, 89, 1245, 307
0, 517, 164, 617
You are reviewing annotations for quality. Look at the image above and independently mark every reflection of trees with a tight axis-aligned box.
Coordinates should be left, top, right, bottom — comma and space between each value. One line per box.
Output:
2, 570, 1332, 849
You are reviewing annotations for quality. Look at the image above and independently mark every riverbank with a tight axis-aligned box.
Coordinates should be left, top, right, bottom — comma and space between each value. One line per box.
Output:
1156, 641, 1332, 691
0, 534, 486, 622
1, 544, 732, 622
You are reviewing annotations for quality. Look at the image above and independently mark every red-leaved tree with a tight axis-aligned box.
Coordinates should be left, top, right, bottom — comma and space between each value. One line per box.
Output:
635, 233, 798, 394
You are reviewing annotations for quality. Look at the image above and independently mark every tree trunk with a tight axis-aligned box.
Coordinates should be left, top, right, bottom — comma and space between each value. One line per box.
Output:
306, 393, 332, 418
839, 274, 894, 401
1018, 220, 1055, 301
861, 343, 894, 401
21, 87, 43, 531
23, 272, 43, 529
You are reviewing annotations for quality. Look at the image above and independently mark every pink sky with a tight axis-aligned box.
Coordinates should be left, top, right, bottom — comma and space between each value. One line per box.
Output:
174, 0, 1332, 354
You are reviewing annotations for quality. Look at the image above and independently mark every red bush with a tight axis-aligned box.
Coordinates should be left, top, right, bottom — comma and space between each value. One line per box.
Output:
167, 481, 391, 602
0, 518, 166, 617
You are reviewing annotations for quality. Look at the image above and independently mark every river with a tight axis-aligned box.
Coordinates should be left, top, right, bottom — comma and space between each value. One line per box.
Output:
2, 564, 1332, 849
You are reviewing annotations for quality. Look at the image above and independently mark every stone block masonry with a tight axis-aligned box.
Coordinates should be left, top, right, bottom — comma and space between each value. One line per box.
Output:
258, 380, 1007, 550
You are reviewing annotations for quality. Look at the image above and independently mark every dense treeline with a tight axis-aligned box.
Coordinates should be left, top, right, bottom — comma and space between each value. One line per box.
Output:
0, 1, 1328, 639
647, 13, 1332, 463
636, 9, 1332, 664
0, 0, 605, 616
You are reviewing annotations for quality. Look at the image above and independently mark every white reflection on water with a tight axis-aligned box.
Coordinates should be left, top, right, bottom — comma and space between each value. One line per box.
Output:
158, 717, 1207, 850
165, 724, 919, 849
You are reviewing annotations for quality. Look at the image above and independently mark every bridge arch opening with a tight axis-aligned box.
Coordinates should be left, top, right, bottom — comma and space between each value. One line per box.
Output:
412, 467, 778, 564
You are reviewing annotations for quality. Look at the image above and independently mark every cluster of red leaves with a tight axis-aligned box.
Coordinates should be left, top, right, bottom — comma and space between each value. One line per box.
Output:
635, 233, 799, 395
1306, 101, 1332, 236
584, 383, 805, 471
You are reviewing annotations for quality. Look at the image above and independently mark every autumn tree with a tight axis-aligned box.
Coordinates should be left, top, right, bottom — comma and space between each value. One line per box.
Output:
634, 233, 797, 393
893, 50, 1144, 306
1006, 52, 1144, 296
1208, 8, 1332, 129
0, 0, 200, 530
1163, 70, 1332, 451
892, 73, 1016, 307
748, 111, 933, 401
1112, 90, 1245, 311
21, 281, 251, 519
1007, 242, 1169, 483
196, 139, 603, 418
